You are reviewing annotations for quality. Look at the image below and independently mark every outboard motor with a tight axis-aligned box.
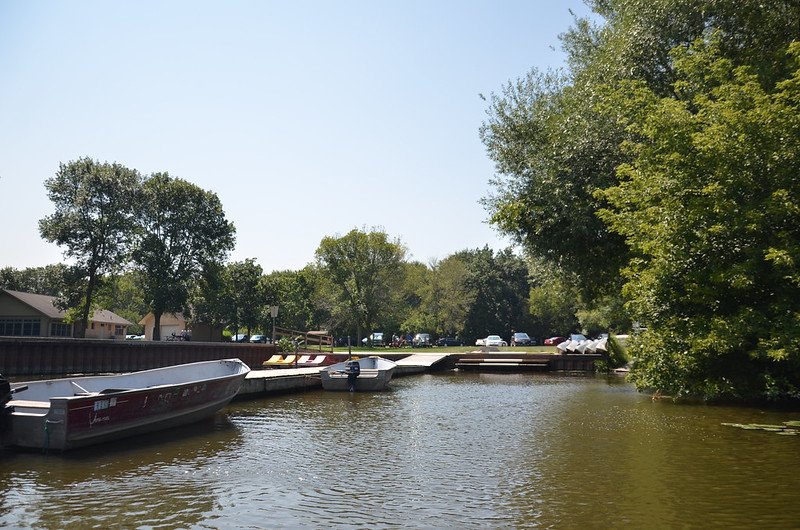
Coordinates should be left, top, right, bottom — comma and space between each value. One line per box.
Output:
345, 360, 361, 392
0, 374, 11, 409
0, 373, 11, 436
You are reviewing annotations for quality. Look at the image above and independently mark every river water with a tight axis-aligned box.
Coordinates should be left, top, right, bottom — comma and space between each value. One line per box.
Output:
2, 371, 799, 528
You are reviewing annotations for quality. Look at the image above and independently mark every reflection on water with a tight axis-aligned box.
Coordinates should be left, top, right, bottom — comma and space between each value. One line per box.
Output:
2, 372, 799, 528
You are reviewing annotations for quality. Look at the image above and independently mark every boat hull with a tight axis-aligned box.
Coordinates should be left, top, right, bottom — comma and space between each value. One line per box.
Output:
320, 357, 396, 391
3, 359, 249, 451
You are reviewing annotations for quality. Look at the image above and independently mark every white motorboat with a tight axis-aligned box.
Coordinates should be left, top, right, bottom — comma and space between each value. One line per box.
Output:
320, 356, 396, 391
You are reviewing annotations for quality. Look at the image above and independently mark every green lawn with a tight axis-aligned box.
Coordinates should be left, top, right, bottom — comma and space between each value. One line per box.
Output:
329, 345, 560, 354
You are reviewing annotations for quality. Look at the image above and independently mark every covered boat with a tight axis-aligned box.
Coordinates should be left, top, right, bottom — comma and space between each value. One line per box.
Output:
1, 358, 250, 451
320, 356, 396, 391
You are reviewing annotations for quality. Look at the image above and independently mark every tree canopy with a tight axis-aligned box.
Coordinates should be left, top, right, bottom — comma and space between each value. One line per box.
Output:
133, 173, 235, 340
482, 0, 800, 400
315, 228, 406, 343
39, 158, 141, 336
599, 39, 800, 400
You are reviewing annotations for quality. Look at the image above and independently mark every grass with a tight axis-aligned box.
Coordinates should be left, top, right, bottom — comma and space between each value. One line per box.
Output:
329, 345, 561, 354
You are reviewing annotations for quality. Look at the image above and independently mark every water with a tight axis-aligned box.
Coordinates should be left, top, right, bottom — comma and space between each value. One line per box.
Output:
2, 372, 799, 528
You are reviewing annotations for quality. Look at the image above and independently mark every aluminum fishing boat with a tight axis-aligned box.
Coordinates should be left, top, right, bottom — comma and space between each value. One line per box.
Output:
320, 356, 396, 391
1, 358, 249, 451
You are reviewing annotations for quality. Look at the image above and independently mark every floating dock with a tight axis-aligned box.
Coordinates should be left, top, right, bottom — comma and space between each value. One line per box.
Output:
236, 352, 599, 397
237, 353, 449, 397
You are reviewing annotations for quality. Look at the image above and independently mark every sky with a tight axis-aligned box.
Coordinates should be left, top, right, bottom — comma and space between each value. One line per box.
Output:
0, 0, 595, 273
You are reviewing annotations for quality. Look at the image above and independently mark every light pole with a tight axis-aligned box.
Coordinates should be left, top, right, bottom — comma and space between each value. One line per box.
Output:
270, 305, 279, 344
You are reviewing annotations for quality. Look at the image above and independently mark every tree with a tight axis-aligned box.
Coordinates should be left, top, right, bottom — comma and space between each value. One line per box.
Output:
39, 158, 141, 336
94, 271, 149, 334
406, 256, 475, 339
395, 261, 434, 335
190, 261, 234, 335
481, 0, 800, 313
598, 39, 800, 400
133, 173, 235, 340
261, 267, 323, 333
527, 260, 580, 340
315, 228, 406, 344
481, 0, 800, 399
0, 264, 69, 296
226, 259, 264, 336
458, 247, 532, 343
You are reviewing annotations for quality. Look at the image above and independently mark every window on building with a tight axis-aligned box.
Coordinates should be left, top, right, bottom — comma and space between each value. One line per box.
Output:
51, 322, 71, 337
0, 318, 42, 336
115, 325, 124, 335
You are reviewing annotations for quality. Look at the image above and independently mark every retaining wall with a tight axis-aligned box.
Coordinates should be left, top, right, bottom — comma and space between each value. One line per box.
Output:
0, 337, 276, 376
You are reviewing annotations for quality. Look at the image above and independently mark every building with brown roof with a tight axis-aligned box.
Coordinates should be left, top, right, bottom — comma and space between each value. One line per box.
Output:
0, 289, 132, 339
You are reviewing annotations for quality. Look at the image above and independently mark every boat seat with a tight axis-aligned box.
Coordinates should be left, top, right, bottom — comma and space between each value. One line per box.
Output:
263, 354, 297, 367
8, 399, 50, 410
262, 354, 284, 367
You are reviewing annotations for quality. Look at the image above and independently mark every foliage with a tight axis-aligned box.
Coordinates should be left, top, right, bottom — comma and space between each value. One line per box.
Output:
94, 271, 149, 334
39, 158, 141, 336
423, 256, 475, 338
598, 39, 800, 400
225, 259, 264, 335
315, 228, 406, 342
261, 266, 323, 332
605, 333, 629, 370
133, 173, 235, 340
190, 261, 233, 331
395, 261, 432, 334
482, 0, 800, 400
0, 264, 68, 296
527, 259, 580, 338
276, 337, 295, 353
457, 247, 532, 342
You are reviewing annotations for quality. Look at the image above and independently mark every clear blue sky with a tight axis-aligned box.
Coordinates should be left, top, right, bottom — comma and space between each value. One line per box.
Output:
0, 0, 595, 273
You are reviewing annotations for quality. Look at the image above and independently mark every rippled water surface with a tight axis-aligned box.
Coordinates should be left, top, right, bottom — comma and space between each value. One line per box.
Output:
2, 372, 800, 528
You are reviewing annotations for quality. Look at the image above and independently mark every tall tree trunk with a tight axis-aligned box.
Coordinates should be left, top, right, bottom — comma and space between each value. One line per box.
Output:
153, 312, 162, 341
78, 269, 99, 339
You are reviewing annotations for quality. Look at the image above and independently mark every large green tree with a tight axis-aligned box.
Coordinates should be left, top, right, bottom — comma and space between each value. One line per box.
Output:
482, 0, 800, 399
133, 173, 235, 340
599, 39, 800, 400
315, 228, 406, 343
225, 259, 264, 336
39, 158, 141, 336
0, 264, 68, 296
458, 247, 532, 343
481, 0, 800, 308
189, 261, 234, 336
261, 266, 323, 334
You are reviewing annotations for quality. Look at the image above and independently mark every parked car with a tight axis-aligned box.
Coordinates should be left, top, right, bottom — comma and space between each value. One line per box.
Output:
475, 337, 486, 346
412, 333, 432, 347
570, 333, 587, 342
250, 334, 270, 343
544, 336, 565, 346
361, 332, 385, 346
511, 332, 533, 346
232, 333, 249, 343
482, 335, 507, 347
436, 337, 463, 347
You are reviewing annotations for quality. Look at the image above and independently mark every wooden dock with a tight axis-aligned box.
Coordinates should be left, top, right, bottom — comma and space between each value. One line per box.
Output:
395, 353, 449, 374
